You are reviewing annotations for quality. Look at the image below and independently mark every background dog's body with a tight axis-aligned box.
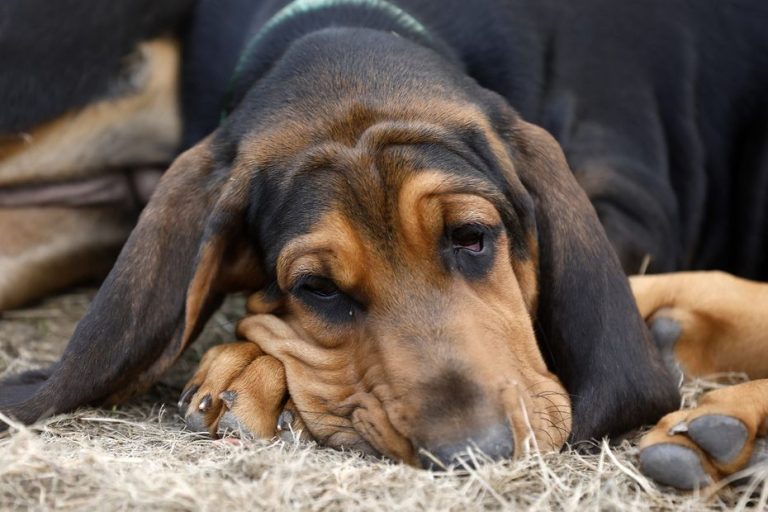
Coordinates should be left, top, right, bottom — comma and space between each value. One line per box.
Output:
0, 0, 193, 309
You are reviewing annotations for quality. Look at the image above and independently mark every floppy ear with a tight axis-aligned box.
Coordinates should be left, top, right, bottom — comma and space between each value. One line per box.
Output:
496, 117, 679, 441
0, 140, 262, 426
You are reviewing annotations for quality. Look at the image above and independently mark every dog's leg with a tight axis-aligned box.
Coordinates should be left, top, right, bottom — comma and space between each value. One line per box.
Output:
630, 271, 768, 380
630, 271, 768, 489
0, 207, 134, 310
179, 340, 306, 441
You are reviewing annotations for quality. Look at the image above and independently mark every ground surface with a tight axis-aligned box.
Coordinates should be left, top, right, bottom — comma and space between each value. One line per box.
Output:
1, 290, 766, 511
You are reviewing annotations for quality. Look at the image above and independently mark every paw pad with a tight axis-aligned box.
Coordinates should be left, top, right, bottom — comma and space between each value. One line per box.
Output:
688, 415, 748, 464
648, 314, 684, 382
639, 443, 712, 490
277, 410, 294, 432
217, 411, 252, 436
184, 411, 209, 433
748, 438, 768, 467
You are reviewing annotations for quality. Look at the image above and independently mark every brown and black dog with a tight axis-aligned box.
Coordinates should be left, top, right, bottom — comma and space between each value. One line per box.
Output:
1, 0, 768, 491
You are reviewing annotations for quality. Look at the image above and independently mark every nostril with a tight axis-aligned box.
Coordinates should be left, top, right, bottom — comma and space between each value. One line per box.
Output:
418, 421, 515, 470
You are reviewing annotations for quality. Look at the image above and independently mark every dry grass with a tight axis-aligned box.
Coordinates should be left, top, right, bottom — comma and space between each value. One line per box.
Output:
1, 291, 766, 511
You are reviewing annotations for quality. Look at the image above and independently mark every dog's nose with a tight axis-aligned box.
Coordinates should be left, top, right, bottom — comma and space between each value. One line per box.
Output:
418, 421, 514, 469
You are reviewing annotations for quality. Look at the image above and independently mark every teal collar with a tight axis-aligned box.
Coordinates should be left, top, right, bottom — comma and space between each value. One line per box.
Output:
220, 0, 433, 121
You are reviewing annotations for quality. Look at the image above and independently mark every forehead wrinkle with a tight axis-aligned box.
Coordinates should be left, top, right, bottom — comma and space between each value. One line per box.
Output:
402, 171, 506, 209
276, 209, 372, 287
357, 120, 454, 152
356, 119, 489, 174
395, 170, 513, 256
247, 105, 519, 269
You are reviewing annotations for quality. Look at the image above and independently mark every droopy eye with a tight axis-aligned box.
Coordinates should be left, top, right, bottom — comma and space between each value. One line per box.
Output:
300, 276, 340, 299
294, 275, 361, 324
451, 225, 484, 253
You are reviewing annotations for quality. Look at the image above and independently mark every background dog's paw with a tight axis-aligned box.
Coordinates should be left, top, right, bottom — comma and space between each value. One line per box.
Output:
638, 380, 768, 490
630, 272, 768, 380
178, 342, 289, 438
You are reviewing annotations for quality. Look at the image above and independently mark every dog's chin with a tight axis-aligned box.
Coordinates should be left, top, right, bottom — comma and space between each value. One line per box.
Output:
319, 430, 386, 459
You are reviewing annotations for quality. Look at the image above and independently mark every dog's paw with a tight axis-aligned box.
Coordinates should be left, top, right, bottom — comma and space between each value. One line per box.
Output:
178, 342, 304, 439
630, 272, 768, 380
639, 380, 768, 490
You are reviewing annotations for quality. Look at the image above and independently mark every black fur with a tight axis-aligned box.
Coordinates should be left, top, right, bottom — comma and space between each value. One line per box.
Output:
0, 0, 194, 134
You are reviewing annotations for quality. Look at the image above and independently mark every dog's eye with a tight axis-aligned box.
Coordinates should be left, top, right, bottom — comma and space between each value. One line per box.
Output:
444, 223, 498, 280
294, 275, 362, 324
451, 225, 484, 253
300, 276, 340, 298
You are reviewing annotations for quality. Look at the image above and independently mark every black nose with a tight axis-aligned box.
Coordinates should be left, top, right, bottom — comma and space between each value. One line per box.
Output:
418, 421, 515, 470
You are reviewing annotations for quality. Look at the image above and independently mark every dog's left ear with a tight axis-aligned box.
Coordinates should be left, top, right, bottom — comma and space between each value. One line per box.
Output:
0, 139, 263, 427
487, 106, 679, 441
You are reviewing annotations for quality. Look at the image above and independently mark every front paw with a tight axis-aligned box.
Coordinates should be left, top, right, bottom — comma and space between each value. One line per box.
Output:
178, 341, 301, 439
638, 380, 768, 490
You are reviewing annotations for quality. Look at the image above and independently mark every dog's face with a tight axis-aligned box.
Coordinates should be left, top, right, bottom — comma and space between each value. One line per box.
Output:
227, 98, 570, 464
2, 30, 678, 464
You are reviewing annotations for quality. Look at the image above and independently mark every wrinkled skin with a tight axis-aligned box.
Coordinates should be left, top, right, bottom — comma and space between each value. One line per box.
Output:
182, 163, 572, 466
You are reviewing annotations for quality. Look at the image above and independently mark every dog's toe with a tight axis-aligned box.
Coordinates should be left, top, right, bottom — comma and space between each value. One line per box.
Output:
687, 415, 749, 464
639, 443, 713, 490
217, 411, 253, 437
184, 410, 209, 434
179, 342, 292, 439
648, 312, 684, 382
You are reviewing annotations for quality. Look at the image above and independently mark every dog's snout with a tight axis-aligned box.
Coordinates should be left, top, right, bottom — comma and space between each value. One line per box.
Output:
418, 421, 514, 470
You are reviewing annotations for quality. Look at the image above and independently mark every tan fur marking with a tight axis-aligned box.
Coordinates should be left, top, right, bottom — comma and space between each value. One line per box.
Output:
631, 272, 768, 379
0, 207, 134, 310
0, 38, 181, 185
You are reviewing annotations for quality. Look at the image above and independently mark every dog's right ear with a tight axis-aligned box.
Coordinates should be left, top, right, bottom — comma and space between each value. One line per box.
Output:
500, 119, 680, 441
0, 139, 263, 427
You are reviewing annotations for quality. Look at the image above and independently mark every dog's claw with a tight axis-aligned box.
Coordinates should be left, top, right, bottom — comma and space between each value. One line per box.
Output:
220, 390, 237, 410
178, 384, 199, 409
668, 421, 689, 436
277, 409, 294, 432
198, 393, 212, 412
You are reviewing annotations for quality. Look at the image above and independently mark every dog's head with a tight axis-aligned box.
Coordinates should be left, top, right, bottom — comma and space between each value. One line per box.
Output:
1, 29, 678, 466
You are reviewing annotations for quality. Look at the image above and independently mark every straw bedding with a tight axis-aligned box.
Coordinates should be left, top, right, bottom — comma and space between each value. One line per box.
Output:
1, 290, 766, 511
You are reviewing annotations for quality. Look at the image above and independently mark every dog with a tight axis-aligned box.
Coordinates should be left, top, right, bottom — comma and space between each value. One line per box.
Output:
0, 0, 193, 309
1, 0, 767, 490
